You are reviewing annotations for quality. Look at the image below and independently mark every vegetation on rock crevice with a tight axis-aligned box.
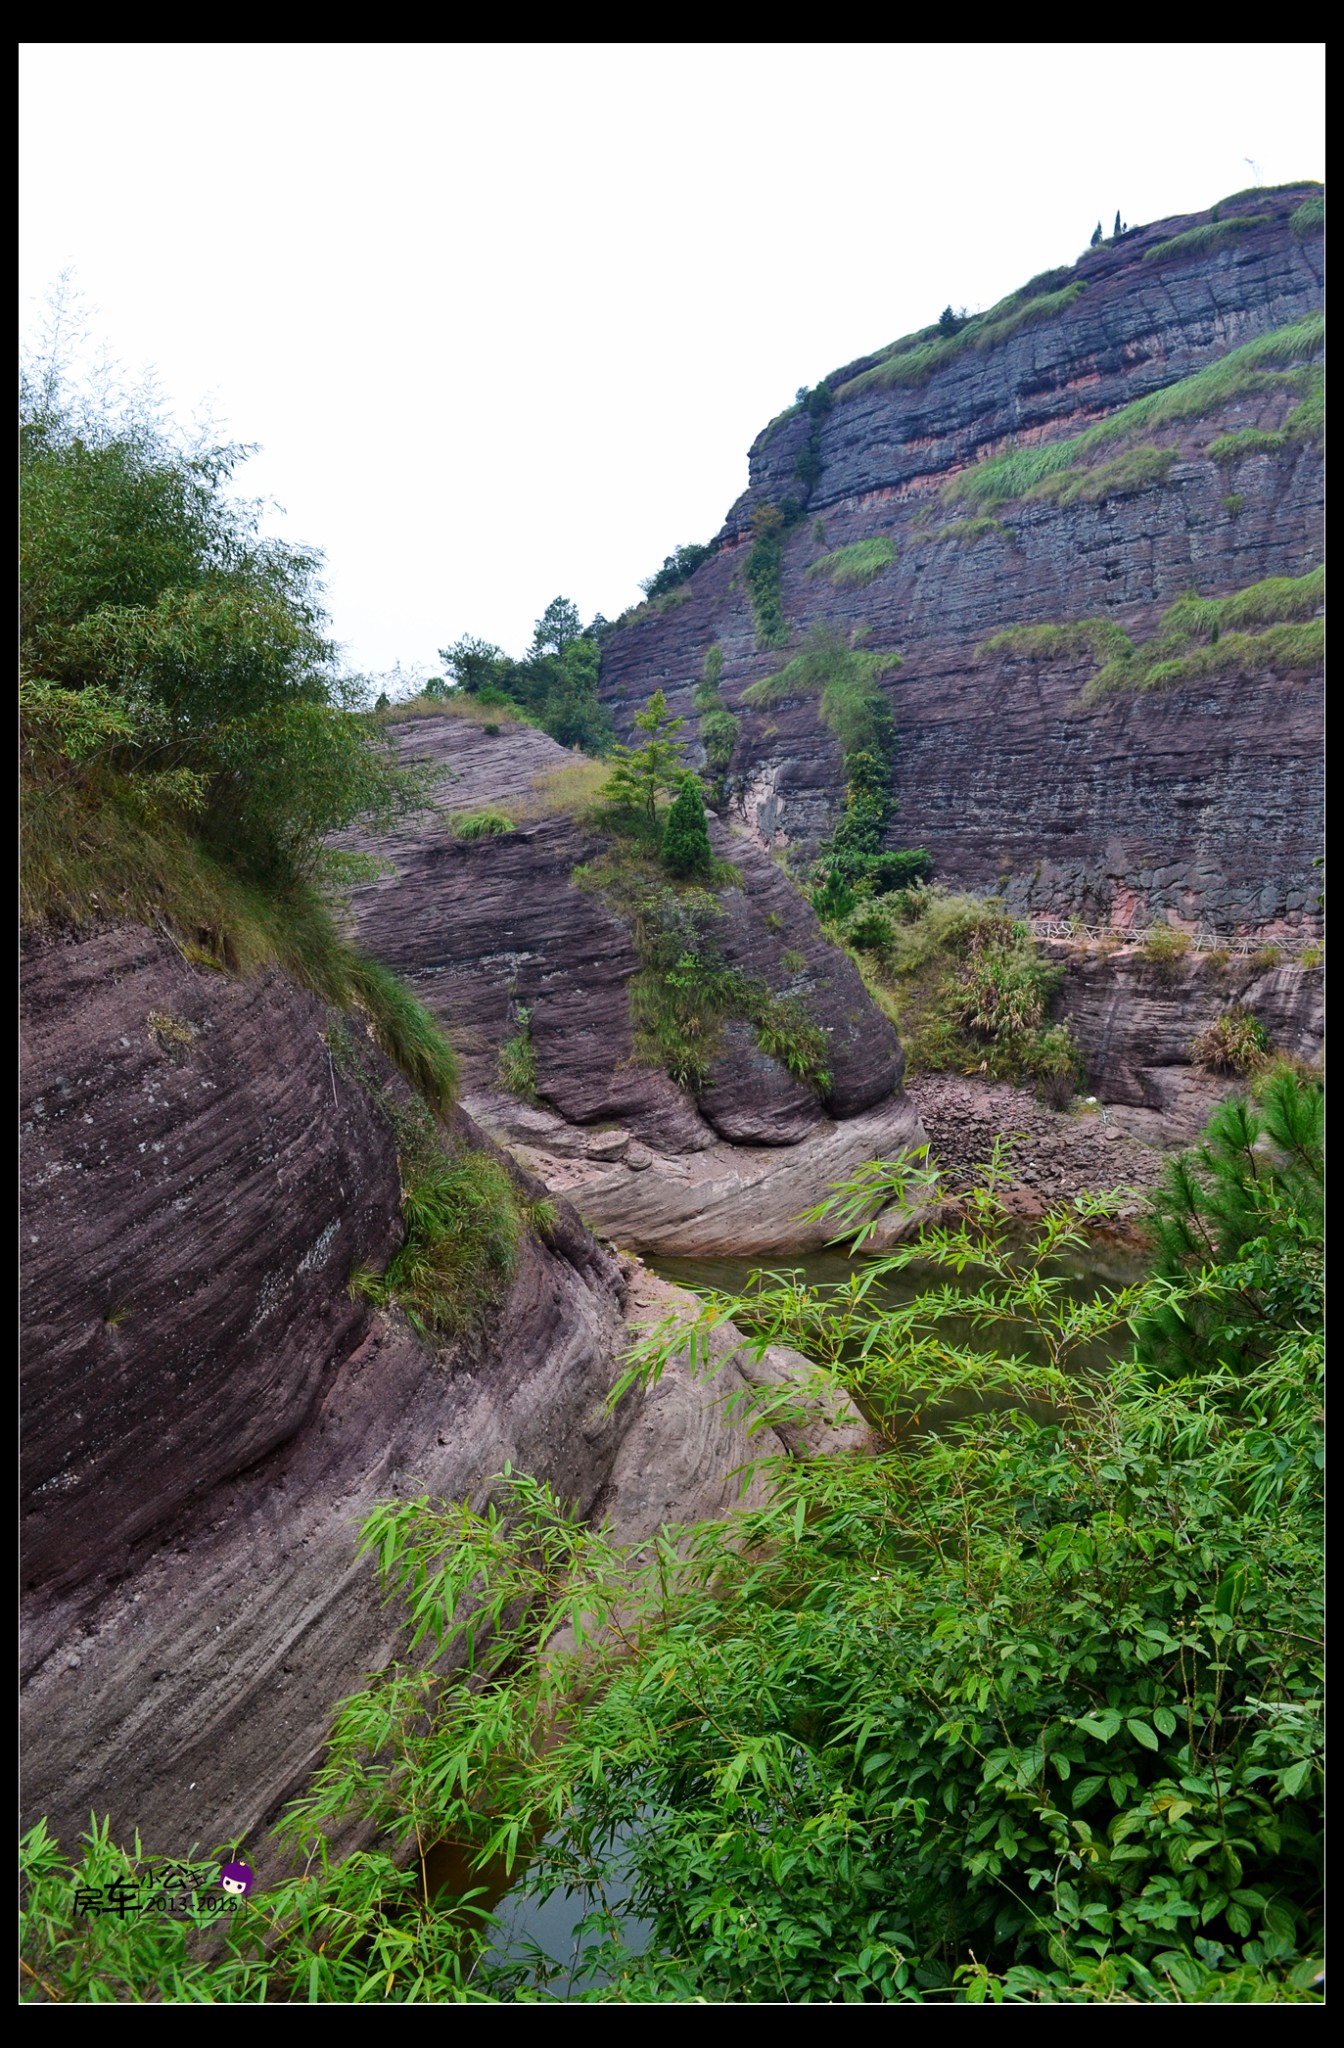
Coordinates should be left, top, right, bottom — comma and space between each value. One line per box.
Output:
943, 314, 1324, 512
978, 567, 1323, 707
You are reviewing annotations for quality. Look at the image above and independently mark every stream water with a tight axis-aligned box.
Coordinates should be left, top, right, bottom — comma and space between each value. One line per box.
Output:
434, 1232, 1151, 1988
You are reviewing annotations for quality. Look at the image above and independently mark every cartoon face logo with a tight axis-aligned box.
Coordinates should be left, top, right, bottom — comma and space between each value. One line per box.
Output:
219, 1861, 254, 1897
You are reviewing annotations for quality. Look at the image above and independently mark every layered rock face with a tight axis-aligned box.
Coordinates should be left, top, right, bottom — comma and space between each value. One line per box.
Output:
20, 924, 863, 1860
346, 712, 926, 1252
598, 189, 1323, 932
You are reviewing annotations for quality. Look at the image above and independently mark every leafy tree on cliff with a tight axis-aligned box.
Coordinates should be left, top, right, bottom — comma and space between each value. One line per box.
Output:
603, 689, 688, 829
20, 319, 423, 890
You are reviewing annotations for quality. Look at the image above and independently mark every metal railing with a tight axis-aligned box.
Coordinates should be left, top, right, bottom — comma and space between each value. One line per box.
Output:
1026, 917, 1321, 960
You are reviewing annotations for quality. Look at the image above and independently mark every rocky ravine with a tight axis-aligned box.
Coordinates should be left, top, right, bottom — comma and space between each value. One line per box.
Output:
20, 923, 864, 1864
345, 710, 928, 1254
598, 187, 1323, 934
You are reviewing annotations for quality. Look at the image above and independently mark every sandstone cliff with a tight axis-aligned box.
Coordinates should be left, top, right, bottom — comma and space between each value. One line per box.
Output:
20, 924, 864, 1860
598, 187, 1324, 934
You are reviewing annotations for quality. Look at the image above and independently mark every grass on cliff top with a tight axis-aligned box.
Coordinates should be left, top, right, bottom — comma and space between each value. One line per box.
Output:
978, 566, 1324, 709
22, 755, 459, 1114
1143, 214, 1270, 265
836, 279, 1085, 399
804, 536, 897, 589
386, 691, 529, 729
945, 313, 1325, 511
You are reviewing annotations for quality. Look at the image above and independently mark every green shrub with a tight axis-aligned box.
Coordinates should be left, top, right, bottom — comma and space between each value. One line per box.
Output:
352, 1128, 522, 1339
744, 625, 900, 760
449, 808, 515, 838
1290, 195, 1325, 236
1191, 1008, 1269, 1076
661, 776, 714, 880
640, 541, 713, 602
743, 507, 790, 648
1141, 926, 1192, 973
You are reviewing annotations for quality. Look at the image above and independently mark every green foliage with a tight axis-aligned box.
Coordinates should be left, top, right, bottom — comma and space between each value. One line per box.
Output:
980, 570, 1323, 710
691, 644, 740, 794
20, 1813, 486, 2003
661, 776, 714, 881
831, 889, 1079, 1100
342, 959, 459, 1116
1144, 216, 1270, 264
743, 505, 792, 648
23, 1083, 1324, 2003
640, 542, 714, 603
497, 1007, 539, 1102
620, 883, 830, 1094
1141, 926, 1192, 973
438, 607, 614, 755
804, 536, 896, 588
743, 624, 900, 760
947, 315, 1324, 510
1289, 195, 1325, 236
1137, 1070, 1322, 1380
1025, 445, 1175, 507
603, 690, 689, 828
352, 1117, 523, 1341
20, 340, 430, 896
449, 808, 514, 838
1191, 1009, 1269, 1077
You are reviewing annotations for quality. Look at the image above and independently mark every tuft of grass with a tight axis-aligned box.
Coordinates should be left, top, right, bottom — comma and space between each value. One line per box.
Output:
497, 1007, 539, 1102
1141, 927, 1192, 975
353, 1136, 522, 1339
1143, 215, 1270, 265
343, 958, 459, 1116
511, 758, 611, 823
391, 692, 528, 728
21, 755, 461, 1116
1290, 195, 1325, 236
804, 537, 896, 589
449, 808, 515, 838
1024, 444, 1175, 506
909, 516, 1012, 548
946, 314, 1324, 510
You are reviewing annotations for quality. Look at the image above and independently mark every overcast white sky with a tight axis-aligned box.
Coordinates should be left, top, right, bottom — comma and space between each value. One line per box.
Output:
20, 42, 1325, 687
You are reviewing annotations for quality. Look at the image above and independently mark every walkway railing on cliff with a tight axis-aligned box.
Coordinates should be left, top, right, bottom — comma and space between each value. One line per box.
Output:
1027, 918, 1321, 960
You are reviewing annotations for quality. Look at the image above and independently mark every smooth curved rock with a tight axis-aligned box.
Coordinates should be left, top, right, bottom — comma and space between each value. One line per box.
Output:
476, 1085, 929, 1256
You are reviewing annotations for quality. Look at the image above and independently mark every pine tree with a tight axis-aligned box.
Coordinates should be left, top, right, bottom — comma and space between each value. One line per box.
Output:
1090, 221, 1103, 247
1113, 210, 1122, 238
661, 774, 713, 880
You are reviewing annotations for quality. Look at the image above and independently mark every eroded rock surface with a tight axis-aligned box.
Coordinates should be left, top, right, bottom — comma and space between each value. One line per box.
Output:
345, 711, 923, 1252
